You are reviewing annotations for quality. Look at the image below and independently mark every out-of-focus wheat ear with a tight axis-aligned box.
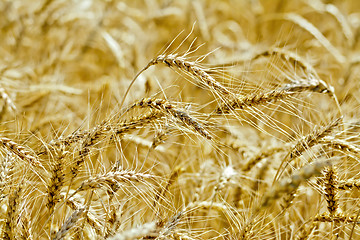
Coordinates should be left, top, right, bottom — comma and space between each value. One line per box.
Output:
233, 186, 243, 208
305, 1, 354, 46
297, 221, 318, 240
65, 195, 103, 236
260, 160, 331, 209
267, 13, 346, 63
131, 98, 212, 140
280, 189, 297, 211
252, 158, 271, 193
253, 47, 317, 74
214, 165, 236, 196
154, 166, 184, 207
273, 117, 341, 183
53, 208, 85, 240
186, 201, 229, 213
3, 184, 22, 240
323, 167, 339, 216
0, 137, 41, 167
0, 87, 16, 113
242, 145, 288, 172
172, 231, 195, 240
107, 222, 157, 240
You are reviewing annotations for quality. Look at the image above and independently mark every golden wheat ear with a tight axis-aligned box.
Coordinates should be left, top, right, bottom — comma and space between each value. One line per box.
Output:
120, 51, 234, 111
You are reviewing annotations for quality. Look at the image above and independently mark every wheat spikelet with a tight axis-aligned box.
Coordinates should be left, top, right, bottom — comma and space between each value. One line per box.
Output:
19, 212, 32, 240
280, 190, 297, 210
0, 153, 15, 197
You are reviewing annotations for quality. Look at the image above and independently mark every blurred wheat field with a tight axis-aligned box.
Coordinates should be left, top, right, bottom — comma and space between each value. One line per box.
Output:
1, 0, 360, 239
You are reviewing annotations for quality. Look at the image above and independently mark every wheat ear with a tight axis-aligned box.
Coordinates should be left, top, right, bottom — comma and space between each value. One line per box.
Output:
213, 77, 331, 115
65, 195, 102, 236
46, 148, 66, 216
323, 167, 339, 216
260, 160, 331, 209
130, 98, 212, 139
3, 184, 22, 240
0, 137, 40, 166
69, 170, 156, 199
314, 212, 360, 223
0, 87, 16, 112
321, 136, 360, 156
119, 53, 233, 110
242, 145, 288, 172
53, 208, 85, 240
51, 111, 163, 149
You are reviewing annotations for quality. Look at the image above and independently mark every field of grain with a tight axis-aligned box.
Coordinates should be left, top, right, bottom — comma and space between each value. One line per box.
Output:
1, 0, 360, 239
